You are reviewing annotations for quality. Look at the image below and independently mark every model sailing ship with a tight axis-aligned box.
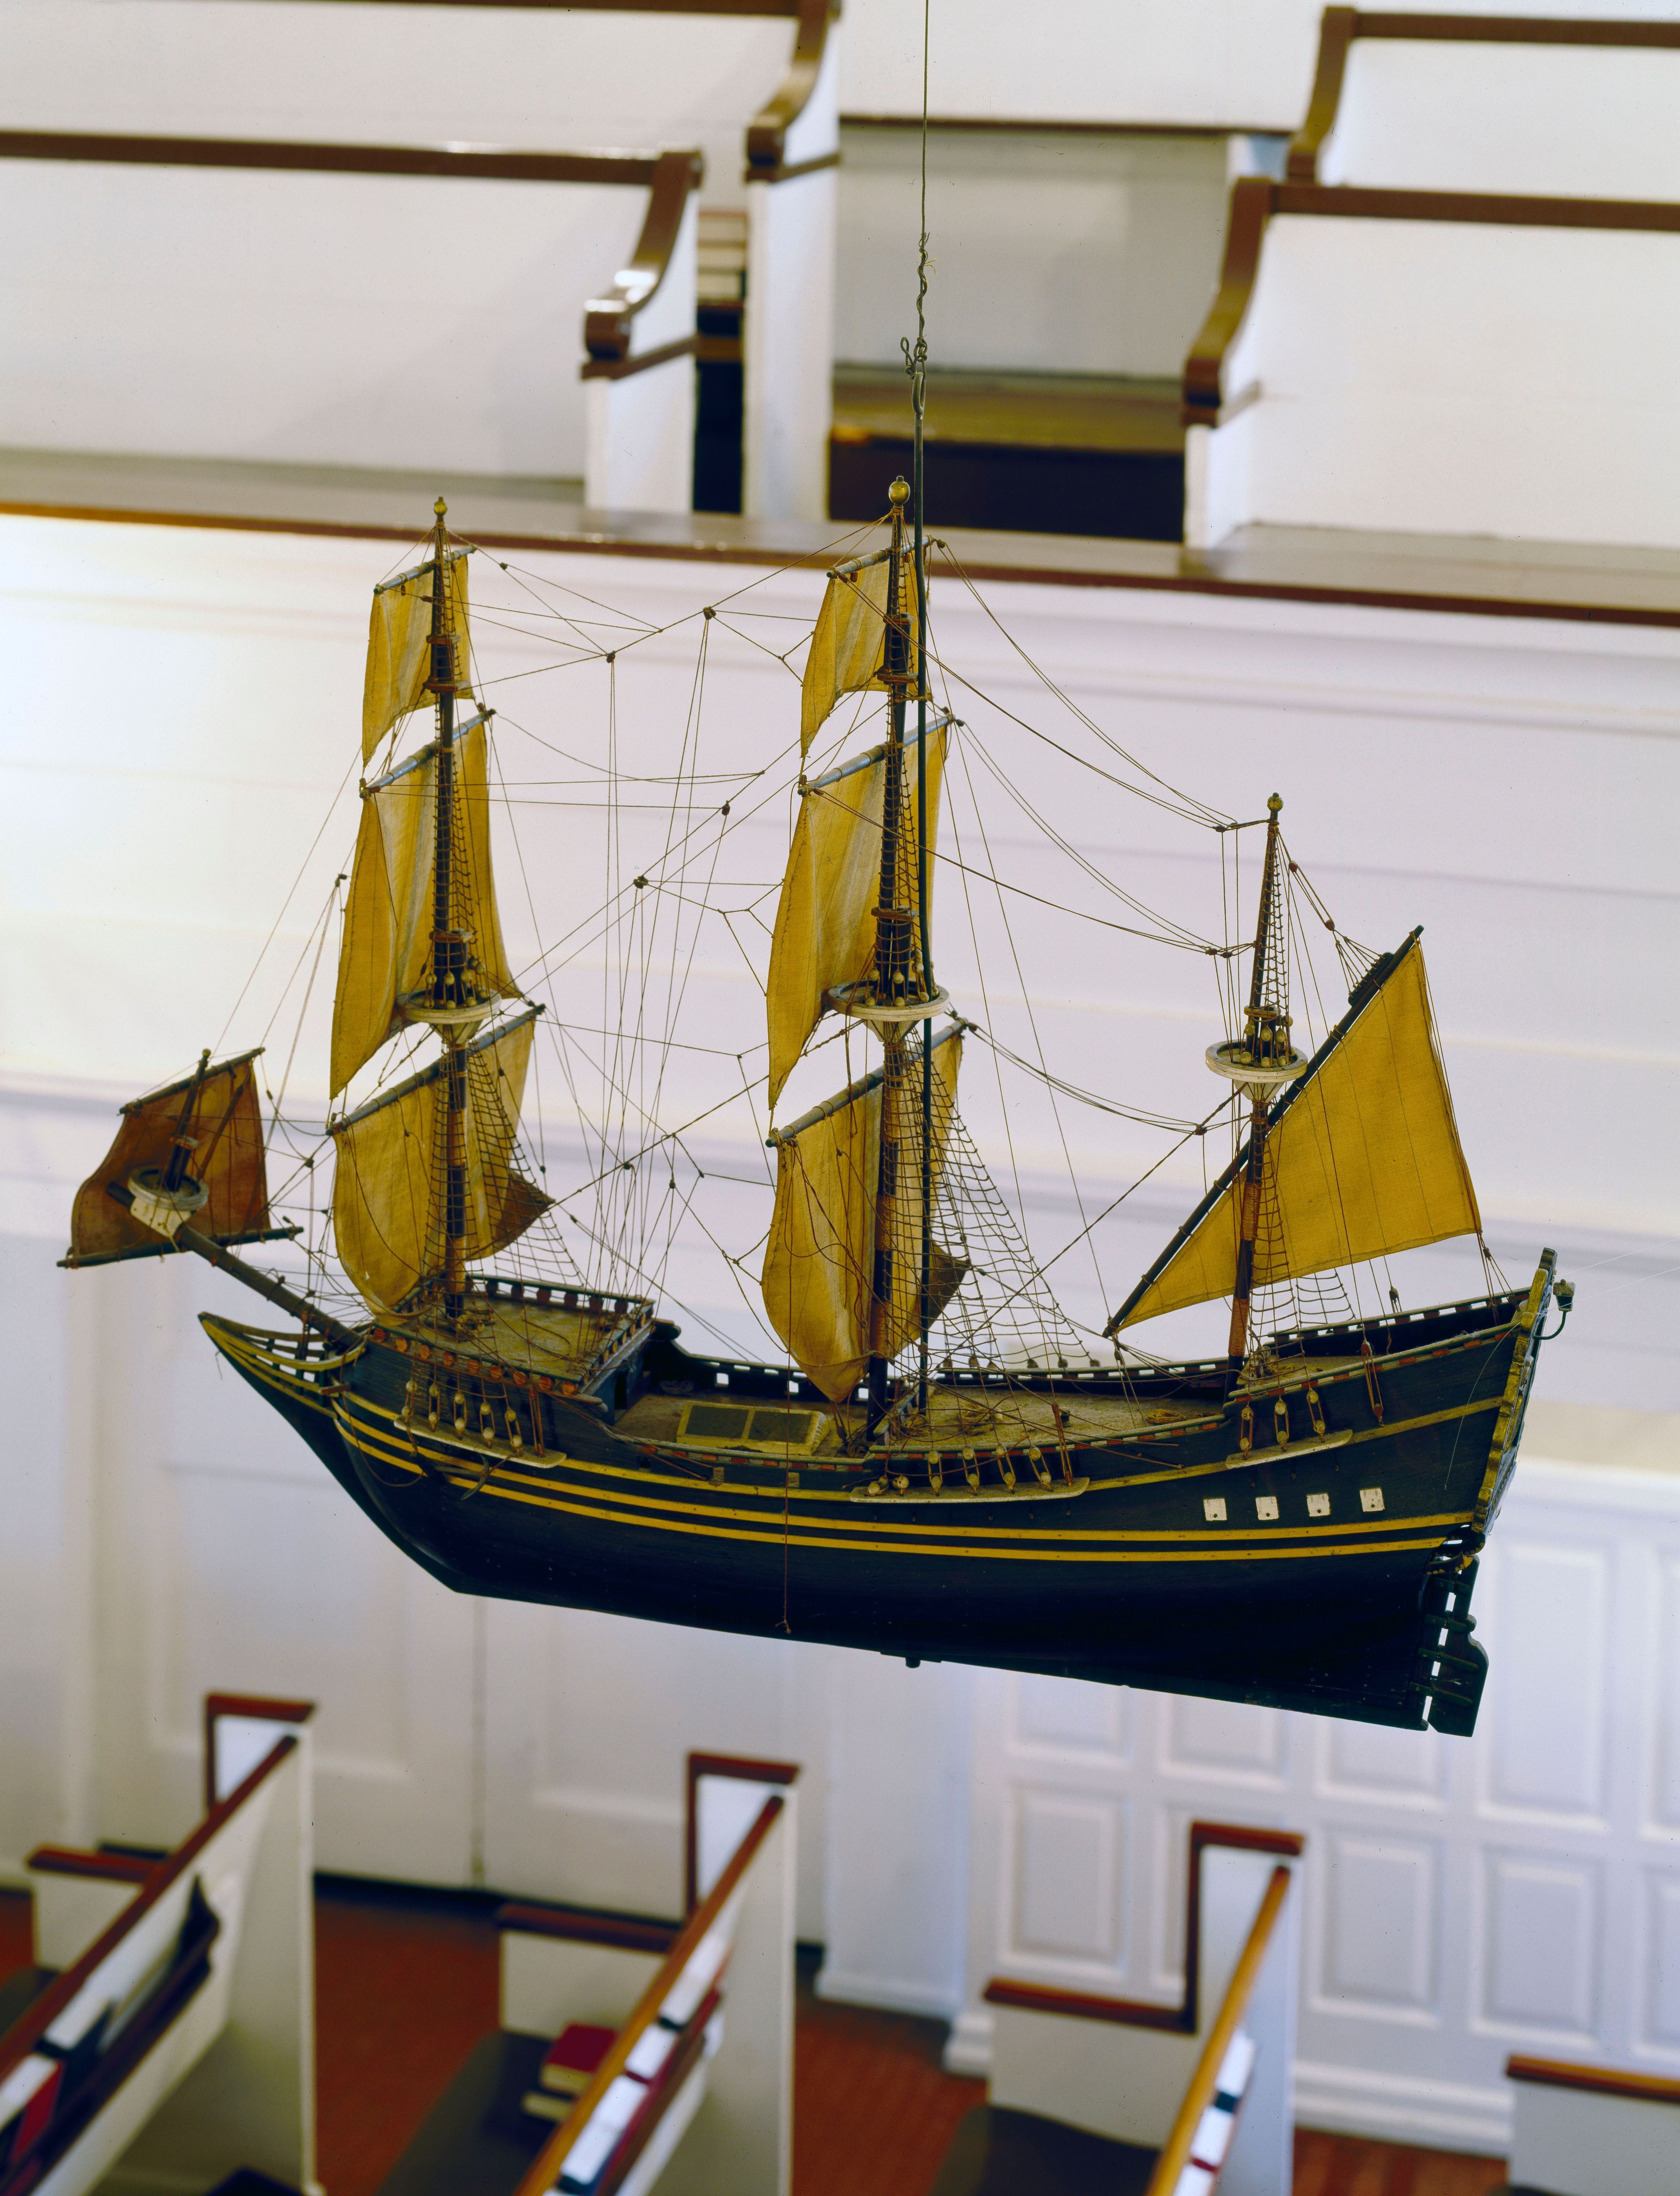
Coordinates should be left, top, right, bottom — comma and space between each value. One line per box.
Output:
61, 484, 1572, 1737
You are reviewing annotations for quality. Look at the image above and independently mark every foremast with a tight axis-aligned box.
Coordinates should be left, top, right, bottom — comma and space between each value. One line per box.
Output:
425, 497, 472, 1324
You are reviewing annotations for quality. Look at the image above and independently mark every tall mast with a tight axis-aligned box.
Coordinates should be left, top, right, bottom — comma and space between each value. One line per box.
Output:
427, 496, 469, 1324
865, 479, 915, 1435
1225, 792, 1290, 1364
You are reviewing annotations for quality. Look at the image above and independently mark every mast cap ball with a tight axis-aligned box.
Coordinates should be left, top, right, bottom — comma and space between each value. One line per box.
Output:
888, 477, 910, 505
434, 496, 448, 518
1268, 792, 1283, 814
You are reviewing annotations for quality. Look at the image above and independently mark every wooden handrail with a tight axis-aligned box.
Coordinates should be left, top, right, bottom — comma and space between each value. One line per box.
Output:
24, 1848, 157, 1886
496, 1903, 680, 1956
1288, 10, 1680, 183
204, 1692, 314, 1812
984, 1821, 1303, 2036
1142, 1864, 1293, 2196
1184, 178, 1680, 425
0, 1735, 298, 2077
1507, 2054, 1680, 2107
509, 1791, 786, 2195
0, 130, 666, 188
745, 0, 837, 181
583, 147, 707, 370
684, 1750, 800, 1913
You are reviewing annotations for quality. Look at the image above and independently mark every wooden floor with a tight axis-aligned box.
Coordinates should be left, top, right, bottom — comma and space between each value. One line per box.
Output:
0, 1883, 1508, 2195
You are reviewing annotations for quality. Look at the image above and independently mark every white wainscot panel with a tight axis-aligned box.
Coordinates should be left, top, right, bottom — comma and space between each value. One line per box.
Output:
1320, 1716, 1444, 1805
1160, 1692, 1287, 1786
1007, 1788, 1127, 1968
159, 1459, 410, 1772
1654, 1555, 1680, 1833
1485, 1540, 1609, 1819
1480, 1851, 1600, 2038
1010, 1672, 1130, 1760
1319, 1832, 1439, 2021
1642, 1871, 1680, 2052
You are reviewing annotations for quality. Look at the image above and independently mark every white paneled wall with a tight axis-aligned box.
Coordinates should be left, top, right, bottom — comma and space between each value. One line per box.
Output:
1, 512, 1676, 2125
951, 1441, 1680, 2149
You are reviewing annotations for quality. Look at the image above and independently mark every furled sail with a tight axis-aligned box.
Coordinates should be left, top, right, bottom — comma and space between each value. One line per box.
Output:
1110, 935, 1480, 1331
363, 549, 472, 764
800, 552, 917, 757
765, 726, 949, 1108
64, 1051, 282, 1266
763, 1028, 964, 1402
330, 1008, 550, 1313
330, 716, 517, 1097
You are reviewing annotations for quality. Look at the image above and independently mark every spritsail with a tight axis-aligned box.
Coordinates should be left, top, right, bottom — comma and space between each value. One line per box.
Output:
1108, 932, 1481, 1333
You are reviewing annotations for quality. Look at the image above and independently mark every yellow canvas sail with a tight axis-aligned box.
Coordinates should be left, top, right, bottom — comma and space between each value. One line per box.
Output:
363, 550, 472, 764
800, 553, 917, 757
330, 1011, 549, 1313
330, 718, 516, 1097
1113, 940, 1480, 1331
765, 727, 949, 1109
763, 1031, 962, 1401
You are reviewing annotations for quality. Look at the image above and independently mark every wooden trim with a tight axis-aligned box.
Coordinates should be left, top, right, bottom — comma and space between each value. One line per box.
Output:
0, 1735, 298, 2075
1184, 178, 1680, 424
843, 114, 1279, 140
984, 1820, 1302, 2035
684, 1752, 800, 1913
1144, 1865, 1293, 2196
276, 0, 806, 11
746, 148, 840, 185
0, 130, 662, 189
746, 0, 835, 177
495, 1903, 679, 1956
511, 1793, 785, 2194
204, 1692, 316, 1814
1506, 2054, 1680, 2107
583, 148, 706, 364
24, 1848, 157, 1886
1288, 11, 1680, 182
1288, 5, 1357, 183
581, 334, 700, 383
7, 498, 1678, 628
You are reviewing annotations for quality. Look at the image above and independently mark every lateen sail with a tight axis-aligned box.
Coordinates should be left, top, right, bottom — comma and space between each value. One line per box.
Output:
1111, 937, 1480, 1331
800, 553, 917, 757
363, 550, 472, 764
766, 727, 949, 1108
763, 1028, 963, 1401
330, 1008, 550, 1313
65, 1051, 280, 1266
331, 716, 517, 1097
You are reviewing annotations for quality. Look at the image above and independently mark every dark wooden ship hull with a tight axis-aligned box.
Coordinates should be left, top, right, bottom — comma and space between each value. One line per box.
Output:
201, 1254, 1557, 1735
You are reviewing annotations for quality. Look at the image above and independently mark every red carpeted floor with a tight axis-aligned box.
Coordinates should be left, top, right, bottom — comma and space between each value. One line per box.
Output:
0, 1883, 1508, 2196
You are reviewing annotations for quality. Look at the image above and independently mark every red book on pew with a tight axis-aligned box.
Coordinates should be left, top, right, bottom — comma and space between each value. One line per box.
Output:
538, 2023, 617, 2098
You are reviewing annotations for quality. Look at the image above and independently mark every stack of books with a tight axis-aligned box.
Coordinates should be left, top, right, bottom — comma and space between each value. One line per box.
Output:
520, 2023, 617, 2125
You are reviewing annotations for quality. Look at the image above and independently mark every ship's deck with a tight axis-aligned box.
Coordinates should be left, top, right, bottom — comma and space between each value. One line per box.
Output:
389, 1295, 641, 1384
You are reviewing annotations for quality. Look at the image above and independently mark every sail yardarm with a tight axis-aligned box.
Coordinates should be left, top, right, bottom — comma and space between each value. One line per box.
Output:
363, 548, 472, 764
1110, 936, 1482, 1332
330, 1012, 543, 1313
66, 1052, 276, 1267
765, 724, 949, 1109
762, 1031, 962, 1401
329, 719, 515, 1098
799, 552, 918, 758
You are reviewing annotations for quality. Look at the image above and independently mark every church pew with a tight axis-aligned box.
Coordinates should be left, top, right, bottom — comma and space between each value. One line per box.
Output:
0, 0, 839, 519
0, 1695, 315, 2196
1180, 175, 1680, 549
1498, 2054, 1680, 2196
1288, 11, 1680, 198
375, 1752, 798, 2196
933, 1822, 1302, 2196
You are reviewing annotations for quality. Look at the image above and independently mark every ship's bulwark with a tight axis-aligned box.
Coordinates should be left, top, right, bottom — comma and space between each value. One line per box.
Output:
201, 1259, 1553, 1735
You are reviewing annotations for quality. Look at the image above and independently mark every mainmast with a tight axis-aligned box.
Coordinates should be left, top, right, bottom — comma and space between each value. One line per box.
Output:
427, 496, 470, 1324
1207, 793, 1302, 1366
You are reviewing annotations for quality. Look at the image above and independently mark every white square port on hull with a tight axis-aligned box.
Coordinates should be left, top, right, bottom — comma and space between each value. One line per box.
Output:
1203, 1497, 1227, 1522
1255, 1496, 1279, 1521
1361, 1487, 1385, 1513
1307, 1492, 1330, 1517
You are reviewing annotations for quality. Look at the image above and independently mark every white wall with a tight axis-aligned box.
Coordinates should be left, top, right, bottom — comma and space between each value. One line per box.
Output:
836, 126, 1229, 378
2, 511, 1676, 2061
